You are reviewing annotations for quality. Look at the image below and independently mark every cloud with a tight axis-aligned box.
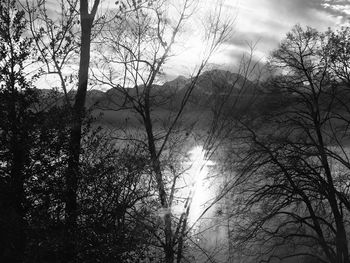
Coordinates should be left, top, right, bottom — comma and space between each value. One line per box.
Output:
322, 1, 350, 24
95, 0, 350, 78
218, 0, 350, 69
234, 0, 337, 35
323, 0, 350, 14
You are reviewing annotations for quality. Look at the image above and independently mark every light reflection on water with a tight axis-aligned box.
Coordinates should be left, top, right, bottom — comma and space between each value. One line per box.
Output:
186, 145, 216, 225
181, 145, 230, 262
170, 145, 218, 230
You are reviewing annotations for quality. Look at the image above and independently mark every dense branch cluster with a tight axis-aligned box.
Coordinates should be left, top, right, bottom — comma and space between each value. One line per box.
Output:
219, 25, 350, 263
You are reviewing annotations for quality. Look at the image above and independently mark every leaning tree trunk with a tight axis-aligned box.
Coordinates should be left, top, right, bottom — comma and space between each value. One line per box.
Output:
143, 79, 174, 263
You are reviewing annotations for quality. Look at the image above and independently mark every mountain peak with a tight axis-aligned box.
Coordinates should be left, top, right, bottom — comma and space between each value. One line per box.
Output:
163, 75, 189, 91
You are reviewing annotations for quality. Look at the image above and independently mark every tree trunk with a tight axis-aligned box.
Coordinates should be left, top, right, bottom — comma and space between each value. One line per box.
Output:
146, 129, 174, 263
64, 1, 99, 261
314, 116, 350, 263
143, 95, 174, 263
2, 140, 26, 263
8, 144, 26, 263
1, 90, 26, 263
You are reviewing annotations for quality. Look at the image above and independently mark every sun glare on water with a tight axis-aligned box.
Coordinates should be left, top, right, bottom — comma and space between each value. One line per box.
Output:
186, 146, 215, 226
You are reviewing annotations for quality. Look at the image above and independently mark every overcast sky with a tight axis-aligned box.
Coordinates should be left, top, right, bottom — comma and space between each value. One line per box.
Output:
38, 0, 350, 84
165, 0, 350, 78
231, 0, 349, 57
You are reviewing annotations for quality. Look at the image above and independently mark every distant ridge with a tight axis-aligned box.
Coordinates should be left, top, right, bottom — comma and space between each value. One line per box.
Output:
37, 69, 259, 110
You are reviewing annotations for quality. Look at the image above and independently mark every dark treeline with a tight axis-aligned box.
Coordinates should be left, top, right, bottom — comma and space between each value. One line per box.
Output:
1, 0, 350, 263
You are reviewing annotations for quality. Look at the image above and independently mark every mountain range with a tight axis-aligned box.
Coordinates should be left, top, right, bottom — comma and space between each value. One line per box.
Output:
87, 69, 258, 109
37, 69, 260, 127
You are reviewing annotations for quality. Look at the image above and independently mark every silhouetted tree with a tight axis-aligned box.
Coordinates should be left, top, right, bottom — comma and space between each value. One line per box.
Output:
94, 1, 232, 261
0, 0, 38, 261
63, 1, 101, 261
23, 0, 102, 260
223, 25, 350, 263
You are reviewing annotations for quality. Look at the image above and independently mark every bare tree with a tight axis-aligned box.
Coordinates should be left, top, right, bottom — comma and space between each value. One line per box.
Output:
93, 0, 232, 261
221, 25, 350, 263
22, 0, 80, 105
62, 1, 101, 261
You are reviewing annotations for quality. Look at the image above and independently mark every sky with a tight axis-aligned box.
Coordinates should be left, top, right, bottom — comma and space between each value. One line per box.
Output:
165, 0, 350, 78
35, 0, 350, 86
